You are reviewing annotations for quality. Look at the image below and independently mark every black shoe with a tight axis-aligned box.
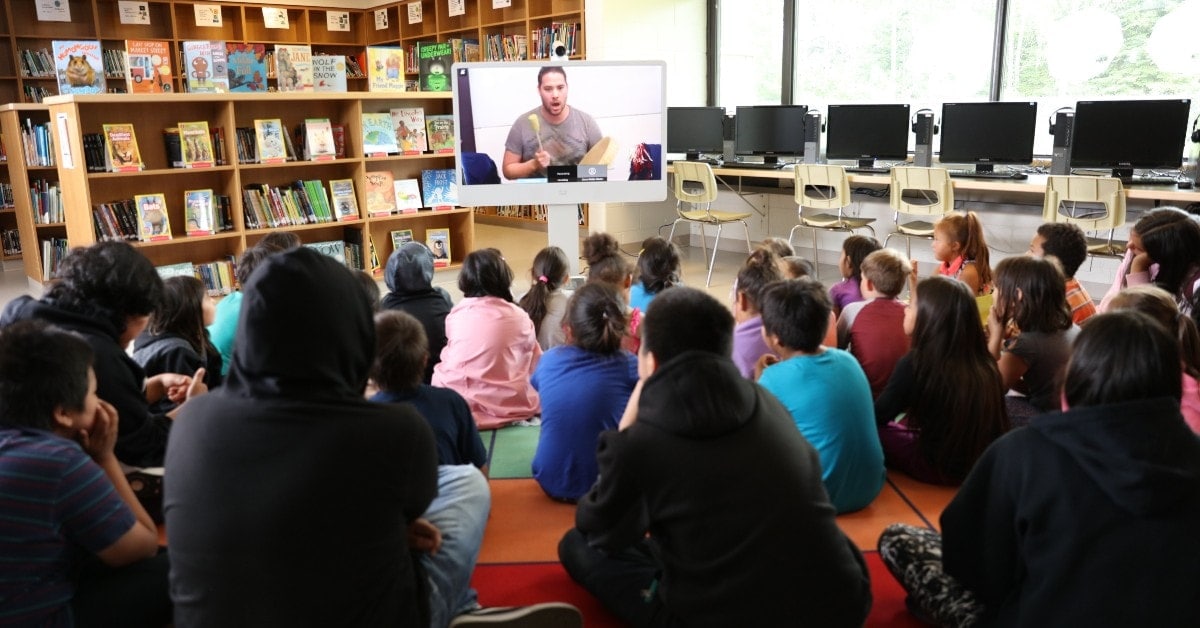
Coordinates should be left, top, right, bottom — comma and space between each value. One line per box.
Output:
448, 602, 582, 627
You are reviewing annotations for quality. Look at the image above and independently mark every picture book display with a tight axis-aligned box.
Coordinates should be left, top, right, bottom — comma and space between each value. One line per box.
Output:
226, 43, 267, 92
274, 44, 313, 92
417, 41, 453, 92
184, 189, 215, 236
426, 227, 451, 268
304, 118, 336, 161
420, 169, 458, 209
305, 240, 347, 265
391, 107, 427, 154
125, 39, 173, 93
393, 178, 422, 214
425, 114, 455, 153
312, 54, 347, 92
390, 228, 413, 249
134, 193, 172, 241
328, 179, 360, 221
366, 46, 406, 92
53, 40, 106, 94
362, 113, 400, 155
364, 171, 397, 216
178, 121, 215, 168
182, 40, 229, 92
101, 123, 143, 172
253, 119, 287, 163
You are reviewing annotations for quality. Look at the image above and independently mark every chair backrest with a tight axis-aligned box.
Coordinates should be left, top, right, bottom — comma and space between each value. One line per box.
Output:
889, 167, 955, 217
672, 161, 718, 205
1042, 175, 1127, 231
794, 164, 851, 211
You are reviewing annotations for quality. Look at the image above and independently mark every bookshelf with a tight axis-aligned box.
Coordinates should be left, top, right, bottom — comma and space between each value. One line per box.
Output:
0, 104, 65, 284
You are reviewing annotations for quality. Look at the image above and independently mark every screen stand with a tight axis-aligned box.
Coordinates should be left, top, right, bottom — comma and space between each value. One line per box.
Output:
547, 203, 582, 274
973, 163, 996, 175
857, 158, 876, 169
1111, 168, 1134, 181
685, 151, 701, 161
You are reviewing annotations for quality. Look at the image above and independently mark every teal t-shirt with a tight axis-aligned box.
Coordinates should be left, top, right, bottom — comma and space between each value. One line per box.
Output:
207, 291, 242, 376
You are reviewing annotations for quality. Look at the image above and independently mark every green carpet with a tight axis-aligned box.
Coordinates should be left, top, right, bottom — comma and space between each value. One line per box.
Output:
486, 425, 540, 479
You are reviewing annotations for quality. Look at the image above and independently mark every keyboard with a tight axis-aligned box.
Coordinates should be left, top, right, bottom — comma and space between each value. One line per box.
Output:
1121, 175, 1179, 186
669, 158, 722, 166
844, 166, 891, 174
731, 162, 784, 170
947, 169, 1029, 180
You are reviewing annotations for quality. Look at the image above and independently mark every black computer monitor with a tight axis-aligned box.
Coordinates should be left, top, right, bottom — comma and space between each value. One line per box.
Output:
667, 106, 725, 161
1070, 98, 1192, 179
825, 104, 911, 169
734, 105, 808, 165
938, 102, 1038, 174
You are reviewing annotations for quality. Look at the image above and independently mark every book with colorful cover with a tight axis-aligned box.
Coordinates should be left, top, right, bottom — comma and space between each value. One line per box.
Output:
417, 41, 453, 92
274, 44, 313, 92
134, 193, 172, 241
425, 114, 455, 153
101, 123, 143, 172
53, 40, 106, 95
125, 39, 173, 93
390, 228, 413, 250
420, 169, 458, 209
331, 123, 346, 158
183, 188, 215, 236
426, 227, 451, 268
226, 43, 267, 92
362, 113, 400, 155
329, 179, 359, 221
364, 171, 396, 216
178, 121, 215, 168
390, 107, 427, 154
305, 240, 347, 265
182, 40, 228, 92
304, 118, 336, 161
366, 46, 406, 92
393, 178, 422, 214
253, 118, 287, 163
312, 54, 347, 92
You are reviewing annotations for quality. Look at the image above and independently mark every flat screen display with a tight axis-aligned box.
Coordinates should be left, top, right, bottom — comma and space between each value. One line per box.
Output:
667, 106, 725, 158
939, 101, 1038, 166
825, 104, 911, 161
734, 105, 808, 159
1070, 98, 1192, 171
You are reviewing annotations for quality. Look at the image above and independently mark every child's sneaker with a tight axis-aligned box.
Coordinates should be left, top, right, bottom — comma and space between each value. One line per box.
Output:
448, 602, 581, 627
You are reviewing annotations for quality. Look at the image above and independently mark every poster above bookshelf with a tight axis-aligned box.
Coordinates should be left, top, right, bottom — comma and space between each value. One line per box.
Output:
96, 1, 174, 40
242, 7, 308, 44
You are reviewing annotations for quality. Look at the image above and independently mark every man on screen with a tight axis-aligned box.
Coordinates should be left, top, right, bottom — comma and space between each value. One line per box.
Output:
502, 66, 602, 179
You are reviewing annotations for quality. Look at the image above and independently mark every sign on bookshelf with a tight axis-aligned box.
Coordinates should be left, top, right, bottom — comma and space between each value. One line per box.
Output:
407, 2, 422, 24
35, 0, 70, 22
327, 11, 350, 32
374, 9, 388, 30
193, 4, 223, 28
118, 1, 150, 25
262, 8, 289, 29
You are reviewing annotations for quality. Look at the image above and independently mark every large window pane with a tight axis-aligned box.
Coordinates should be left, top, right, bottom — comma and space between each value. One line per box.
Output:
717, 0, 784, 109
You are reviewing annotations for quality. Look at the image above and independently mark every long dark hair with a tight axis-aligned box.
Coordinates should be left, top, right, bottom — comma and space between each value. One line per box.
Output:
459, 248, 515, 302
519, 246, 569, 333
909, 276, 1009, 481
149, 275, 218, 360
1134, 207, 1200, 305
1064, 310, 1181, 408
992, 255, 1072, 333
567, 283, 627, 355
736, 248, 783, 313
636, 236, 681, 294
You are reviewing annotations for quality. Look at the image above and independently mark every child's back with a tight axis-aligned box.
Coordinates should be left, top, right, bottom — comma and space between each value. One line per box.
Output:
837, 249, 912, 398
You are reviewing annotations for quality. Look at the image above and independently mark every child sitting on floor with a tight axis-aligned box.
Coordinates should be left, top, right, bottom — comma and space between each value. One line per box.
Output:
583, 232, 641, 353
731, 249, 784, 379
933, 211, 992, 297
518, 246, 571, 351
1029, 222, 1097, 325
837, 248, 912, 399
133, 275, 223, 413
829, 235, 881, 316
629, 236, 681, 312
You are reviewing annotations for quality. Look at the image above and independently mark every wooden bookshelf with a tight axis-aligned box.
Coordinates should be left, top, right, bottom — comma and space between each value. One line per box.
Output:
0, 104, 65, 284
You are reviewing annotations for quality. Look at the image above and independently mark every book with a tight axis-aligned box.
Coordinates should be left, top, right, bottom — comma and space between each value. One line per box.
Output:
274, 44, 313, 92
331, 123, 346, 158
156, 261, 196, 279
312, 54, 347, 92
305, 240, 347, 265
425, 114, 455, 153
178, 121, 215, 168
362, 112, 400, 155
328, 179, 360, 221
226, 43, 267, 92
366, 46, 406, 92
390, 229, 413, 249
133, 193, 172, 241
304, 118, 336, 161
101, 123, 143, 172
417, 41, 453, 92
254, 119, 287, 163
53, 40, 106, 95
426, 228, 451, 268
183, 189, 215, 236
393, 178, 422, 213
420, 169, 458, 209
182, 40, 229, 92
390, 107, 427, 154
364, 171, 396, 216
125, 39, 173, 93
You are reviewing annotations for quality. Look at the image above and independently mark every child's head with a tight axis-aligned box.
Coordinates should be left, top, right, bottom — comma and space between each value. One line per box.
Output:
566, 283, 627, 356
1064, 310, 1181, 409
839, 235, 881, 280
636, 236, 681, 294
236, 245, 272, 287
518, 246, 571, 331
909, 275, 986, 350
779, 255, 814, 279
1031, 222, 1088, 279
583, 232, 633, 291
760, 278, 832, 353
757, 236, 795, 259
933, 212, 991, 279
735, 248, 783, 316
1108, 285, 1200, 378
371, 310, 427, 394
459, 248, 514, 302
860, 248, 912, 298
1131, 207, 1200, 297
257, 231, 302, 253
385, 242, 437, 295
150, 275, 215, 353
45, 241, 162, 343
355, 270, 381, 312
992, 255, 1071, 333
641, 286, 734, 364
0, 320, 95, 432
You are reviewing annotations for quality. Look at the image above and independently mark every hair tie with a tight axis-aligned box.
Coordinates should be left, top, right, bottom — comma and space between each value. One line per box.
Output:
538, 275, 548, 284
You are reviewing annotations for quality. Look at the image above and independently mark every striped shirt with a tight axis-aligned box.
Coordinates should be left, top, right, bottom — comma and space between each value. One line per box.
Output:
1065, 278, 1098, 325
0, 428, 134, 626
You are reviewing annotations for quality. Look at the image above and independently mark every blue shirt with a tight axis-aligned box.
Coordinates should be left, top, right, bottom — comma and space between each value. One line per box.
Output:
371, 385, 487, 468
207, 291, 242, 376
758, 348, 885, 513
531, 345, 639, 500
629, 283, 656, 313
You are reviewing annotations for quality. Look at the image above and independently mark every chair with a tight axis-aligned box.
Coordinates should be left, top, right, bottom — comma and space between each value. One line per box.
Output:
883, 167, 956, 258
1042, 175, 1127, 258
789, 165, 875, 275
668, 161, 752, 286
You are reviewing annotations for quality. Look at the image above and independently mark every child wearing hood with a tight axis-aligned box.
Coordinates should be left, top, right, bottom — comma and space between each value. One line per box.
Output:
382, 242, 454, 384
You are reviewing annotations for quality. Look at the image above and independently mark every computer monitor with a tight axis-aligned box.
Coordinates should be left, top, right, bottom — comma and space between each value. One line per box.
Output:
939, 101, 1038, 174
734, 105, 808, 165
1070, 98, 1192, 179
667, 106, 725, 161
825, 104, 911, 169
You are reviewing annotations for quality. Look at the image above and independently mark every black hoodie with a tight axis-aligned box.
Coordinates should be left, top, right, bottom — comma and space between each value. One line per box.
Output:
165, 248, 438, 628
942, 397, 1200, 627
576, 351, 871, 627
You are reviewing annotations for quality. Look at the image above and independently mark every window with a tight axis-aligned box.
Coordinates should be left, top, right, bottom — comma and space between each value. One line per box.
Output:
716, 0, 784, 109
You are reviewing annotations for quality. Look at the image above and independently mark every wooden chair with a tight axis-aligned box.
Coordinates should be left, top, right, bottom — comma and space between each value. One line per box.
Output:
668, 161, 752, 286
883, 167, 956, 258
789, 164, 875, 276
1042, 175, 1127, 259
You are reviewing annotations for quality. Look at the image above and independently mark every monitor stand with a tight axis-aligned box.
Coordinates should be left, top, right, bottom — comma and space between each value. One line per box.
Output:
547, 204, 582, 274
762, 155, 780, 166
856, 158, 876, 169
1111, 167, 1134, 180
972, 163, 996, 175
685, 151, 701, 161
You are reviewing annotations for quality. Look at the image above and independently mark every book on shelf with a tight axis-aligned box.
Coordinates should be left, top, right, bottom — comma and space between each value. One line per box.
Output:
390, 228, 413, 250
253, 119, 287, 163
329, 179, 360, 222
53, 40, 106, 95
31, 179, 63, 224
299, 180, 334, 223
345, 54, 365, 78
40, 238, 69, 280
426, 228, 451, 268
226, 43, 268, 92
393, 179, 422, 214
362, 113, 400, 155
182, 40, 229, 93
102, 47, 127, 79
421, 169, 458, 210
448, 37, 482, 63
92, 199, 138, 240
417, 41, 453, 92
304, 118, 337, 161
343, 228, 365, 271
331, 123, 346, 158
364, 171, 397, 216
20, 48, 54, 78
178, 121, 215, 168
196, 259, 236, 295
184, 189, 215, 236
425, 115, 455, 154
391, 107, 427, 154
125, 40, 173, 93
156, 261, 196, 280
161, 127, 185, 168
366, 46, 406, 92
133, 193, 172, 242
101, 123, 144, 172
305, 240, 347, 266
274, 44, 313, 92
312, 54, 347, 92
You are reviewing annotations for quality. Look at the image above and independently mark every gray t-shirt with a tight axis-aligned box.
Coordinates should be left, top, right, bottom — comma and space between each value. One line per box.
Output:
504, 106, 602, 176
1005, 325, 1080, 410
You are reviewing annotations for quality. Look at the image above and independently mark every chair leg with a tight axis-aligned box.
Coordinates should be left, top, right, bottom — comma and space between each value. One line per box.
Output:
707, 224, 723, 287
811, 227, 820, 277
667, 218, 680, 244
787, 224, 802, 249
742, 220, 752, 254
